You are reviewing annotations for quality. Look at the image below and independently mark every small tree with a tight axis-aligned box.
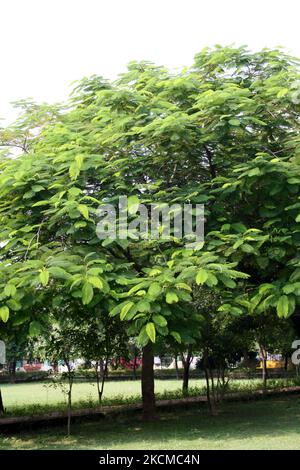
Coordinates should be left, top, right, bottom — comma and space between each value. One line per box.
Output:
44, 323, 78, 436
77, 313, 129, 405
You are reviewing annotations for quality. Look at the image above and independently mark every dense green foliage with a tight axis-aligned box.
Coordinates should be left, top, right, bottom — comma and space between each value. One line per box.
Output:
0, 45, 300, 396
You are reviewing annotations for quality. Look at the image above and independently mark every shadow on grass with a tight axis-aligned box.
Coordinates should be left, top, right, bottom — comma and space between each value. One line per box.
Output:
1, 395, 300, 450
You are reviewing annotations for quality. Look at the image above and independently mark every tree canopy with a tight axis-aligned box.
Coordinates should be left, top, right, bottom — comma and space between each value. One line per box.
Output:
0, 45, 300, 418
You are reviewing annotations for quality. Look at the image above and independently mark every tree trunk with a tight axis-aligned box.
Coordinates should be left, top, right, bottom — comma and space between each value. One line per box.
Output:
181, 345, 192, 394
243, 349, 251, 368
9, 360, 16, 383
99, 356, 108, 404
67, 387, 72, 437
95, 362, 101, 404
284, 354, 289, 376
259, 345, 268, 391
133, 354, 138, 379
204, 353, 217, 416
99, 359, 104, 377
262, 357, 268, 390
141, 343, 156, 421
204, 364, 212, 414
174, 355, 179, 379
65, 360, 74, 437
0, 389, 4, 415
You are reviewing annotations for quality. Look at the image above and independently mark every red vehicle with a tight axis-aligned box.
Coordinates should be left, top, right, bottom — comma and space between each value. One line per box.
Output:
111, 357, 142, 370
23, 362, 43, 372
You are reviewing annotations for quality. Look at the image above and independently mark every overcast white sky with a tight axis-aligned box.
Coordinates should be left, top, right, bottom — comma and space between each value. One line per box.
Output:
1, 0, 299, 123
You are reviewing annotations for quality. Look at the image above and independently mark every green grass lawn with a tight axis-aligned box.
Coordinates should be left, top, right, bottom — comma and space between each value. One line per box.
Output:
1, 395, 300, 450
0, 377, 291, 416
1, 379, 202, 409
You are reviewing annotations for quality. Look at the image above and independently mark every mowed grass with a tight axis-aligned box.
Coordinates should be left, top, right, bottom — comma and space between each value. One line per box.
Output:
0, 377, 287, 414
1, 379, 203, 410
1, 395, 300, 450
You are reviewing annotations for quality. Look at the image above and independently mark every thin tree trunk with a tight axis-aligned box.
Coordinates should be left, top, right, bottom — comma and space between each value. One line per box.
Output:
67, 386, 72, 437
141, 343, 156, 421
95, 361, 101, 404
204, 353, 217, 416
204, 363, 212, 414
133, 354, 138, 379
99, 359, 104, 376
262, 357, 268, 390
65, 360, 74, 437
0, 389, 4, 415
284, 354, 289, 376
9, 360, 16, 383
174, 355, 179, 379
99, 356, 108, 403
259, 345, 268, 391
208, 367, 218, 415
181, 345, 192, 394
243, 349, 251, 368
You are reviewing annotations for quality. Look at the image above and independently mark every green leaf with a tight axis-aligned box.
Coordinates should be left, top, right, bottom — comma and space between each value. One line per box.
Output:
205, 273, 218, 287
120, 301, 134, 320
78, 204, 89, 220
276, 295, 289, 318
146, 322, 156, 342
248, 167, 261, 177
196, 268, 208, 285
4, 284, 17, 297
228, 119, 240, 126
6, 299, 22, 311
39, 269, 49, 286
288, 296, 296, 316
218, 274, 236, 288
148, 282, 162, 297
136, 300, 151, 312
0, 306, 9, 322
127, 195, 139, 215
152, 314, 167, 327
32, 200, 50, 207
32, 185, 45, 192
166, 291, 179, 304
277, 88, 289, 98
82, 282, 94, 305
75, 154, 84, 168
29, 320, 42, 337
176, 282, 192, 292
170, 331, 181, 343
241, 243, 255, 253
48, 266, 70, 280
69, 161, 80, 180
137, 326, 149, 347
87, 276, 103, 289
109, 303, 122, 317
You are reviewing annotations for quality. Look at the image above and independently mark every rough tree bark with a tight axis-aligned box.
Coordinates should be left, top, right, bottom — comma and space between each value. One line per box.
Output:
141, 343, 156, 421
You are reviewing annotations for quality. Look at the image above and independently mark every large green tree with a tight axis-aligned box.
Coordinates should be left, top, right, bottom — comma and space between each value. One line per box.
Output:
0, 45, 299, 419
